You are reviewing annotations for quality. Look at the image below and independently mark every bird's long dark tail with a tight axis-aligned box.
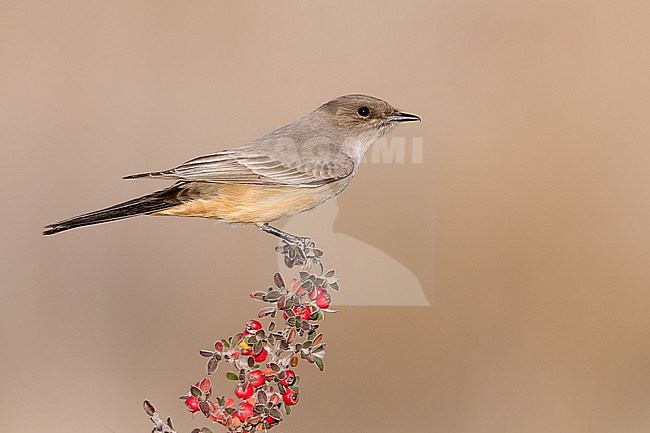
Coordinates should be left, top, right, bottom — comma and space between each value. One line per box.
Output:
43, 188, 180, 235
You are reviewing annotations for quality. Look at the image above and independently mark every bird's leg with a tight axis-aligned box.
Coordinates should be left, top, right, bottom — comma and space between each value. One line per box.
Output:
257, 223, 311, 248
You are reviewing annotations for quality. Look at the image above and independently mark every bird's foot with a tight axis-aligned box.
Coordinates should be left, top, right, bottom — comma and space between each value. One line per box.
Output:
287, 234, 313, 250
258, 223, 322, 271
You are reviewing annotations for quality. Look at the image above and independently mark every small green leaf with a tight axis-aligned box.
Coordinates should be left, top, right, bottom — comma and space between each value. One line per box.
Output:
295, 247, 306, 261
199, 401, 210, 417
287, 328, 297, 344
274, 273, 285, 289
265, 291, 283, 302
253, 341, 264, 355
190, 386, 202, 398
199, 349, 214, 357
257, 390, 267, 405
314, 355, 324, 371
207, 357, 219, 375
226, 372, 239, 381
257, 306, 275, 318
231, 333, 245, 347
143, 400, 155, 416
250, 290, 266, 300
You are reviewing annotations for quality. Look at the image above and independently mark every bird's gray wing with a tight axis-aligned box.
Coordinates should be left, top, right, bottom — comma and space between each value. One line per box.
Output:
124, 145, 354, 188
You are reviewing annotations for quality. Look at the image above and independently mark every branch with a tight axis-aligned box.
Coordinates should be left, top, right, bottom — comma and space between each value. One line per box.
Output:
143, 238, 339, 432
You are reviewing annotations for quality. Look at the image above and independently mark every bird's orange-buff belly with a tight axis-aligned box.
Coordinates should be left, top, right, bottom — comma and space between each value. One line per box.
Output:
153, 183, 344, 223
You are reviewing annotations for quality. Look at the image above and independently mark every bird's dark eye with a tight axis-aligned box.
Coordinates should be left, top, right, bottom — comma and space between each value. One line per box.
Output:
357, 107, 370, 117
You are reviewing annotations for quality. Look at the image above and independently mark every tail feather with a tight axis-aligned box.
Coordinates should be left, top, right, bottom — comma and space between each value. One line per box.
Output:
123, 171, 163, 179
43, 189, 179, 235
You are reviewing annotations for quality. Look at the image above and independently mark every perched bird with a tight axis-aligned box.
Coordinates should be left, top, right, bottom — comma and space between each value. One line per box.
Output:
43, 94, 420, 243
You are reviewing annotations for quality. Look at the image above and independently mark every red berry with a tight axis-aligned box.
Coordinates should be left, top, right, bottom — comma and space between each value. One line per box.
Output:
279, 369, 296, 386
241, 348, 252, 356
249, 369, 265, 388
234, 383, 254, 399
316, 291, 331, 309
245, 320, 263, 335
282, 388, 299, 406
293, 306, 311, 321
185, 396, 200, 413
253, 347, 268, 363
308, 287, 322, 301
265, 415, 278, 425
236, 402, 254, 422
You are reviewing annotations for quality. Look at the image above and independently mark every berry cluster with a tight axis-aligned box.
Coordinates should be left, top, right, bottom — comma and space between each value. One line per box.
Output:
178, 241, 338, 433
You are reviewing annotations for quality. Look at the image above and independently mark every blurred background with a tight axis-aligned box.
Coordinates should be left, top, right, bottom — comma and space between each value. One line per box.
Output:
2, 1, 650, 432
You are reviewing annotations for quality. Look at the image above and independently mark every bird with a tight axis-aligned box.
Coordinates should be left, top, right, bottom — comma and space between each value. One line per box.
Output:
43, 94, 421, 243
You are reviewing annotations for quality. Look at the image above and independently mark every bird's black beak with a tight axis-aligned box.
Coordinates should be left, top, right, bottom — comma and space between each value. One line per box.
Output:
388, 111, 421, 123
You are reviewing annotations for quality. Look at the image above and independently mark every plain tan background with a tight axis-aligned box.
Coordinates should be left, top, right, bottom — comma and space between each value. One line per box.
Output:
2, 1, 650, 432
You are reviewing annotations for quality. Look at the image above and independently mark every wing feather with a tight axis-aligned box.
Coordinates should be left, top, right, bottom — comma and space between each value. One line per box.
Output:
125, 140, 354, 187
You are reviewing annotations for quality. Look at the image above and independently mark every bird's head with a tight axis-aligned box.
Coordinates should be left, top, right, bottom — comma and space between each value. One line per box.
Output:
313, 94, 420, 161
318, 94, 420, 138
